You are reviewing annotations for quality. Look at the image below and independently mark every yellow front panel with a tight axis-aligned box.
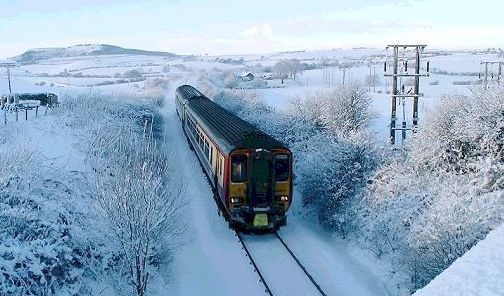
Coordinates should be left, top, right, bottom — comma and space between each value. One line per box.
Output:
229, 183, 247, 198
274, 181, 290, 196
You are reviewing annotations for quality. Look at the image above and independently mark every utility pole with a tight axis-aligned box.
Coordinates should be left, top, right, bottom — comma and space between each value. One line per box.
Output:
7, 66, 12, 96
373, 67, 376, 93
479, 61, 503, 89
339, 65, 349, 86
368, 64, 372, 92
384, 45, 429, 145
1, 62, 16, 104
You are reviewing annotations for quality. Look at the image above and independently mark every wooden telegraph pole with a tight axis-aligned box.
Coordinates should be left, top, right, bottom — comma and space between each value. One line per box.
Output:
0, 62, 16, 105
384, 45, 429, 145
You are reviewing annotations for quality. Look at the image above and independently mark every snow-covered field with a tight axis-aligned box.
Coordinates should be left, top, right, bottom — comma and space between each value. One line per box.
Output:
1, 46, 503, 295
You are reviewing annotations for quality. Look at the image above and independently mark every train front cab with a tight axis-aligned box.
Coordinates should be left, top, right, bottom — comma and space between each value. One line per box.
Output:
227, 148, 292, 230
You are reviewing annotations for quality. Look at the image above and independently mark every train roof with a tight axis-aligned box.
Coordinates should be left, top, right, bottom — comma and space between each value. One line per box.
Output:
176, 85, 287, 154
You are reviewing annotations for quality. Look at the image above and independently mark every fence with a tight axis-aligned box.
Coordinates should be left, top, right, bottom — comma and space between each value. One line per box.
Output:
1, 93, 57, 125
2, 103, 52, 125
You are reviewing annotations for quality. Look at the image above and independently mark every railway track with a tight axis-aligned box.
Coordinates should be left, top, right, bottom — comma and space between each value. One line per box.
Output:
236, 231, 329, 296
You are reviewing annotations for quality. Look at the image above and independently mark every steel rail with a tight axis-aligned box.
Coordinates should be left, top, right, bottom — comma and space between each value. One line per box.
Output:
236, 232, 274, 296
274, 232, 328, 296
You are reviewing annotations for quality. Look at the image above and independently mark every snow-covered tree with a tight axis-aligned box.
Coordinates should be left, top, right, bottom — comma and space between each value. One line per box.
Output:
93, 128, 184, 296
273, 61, 290, 84
356, 85, 504, 291
289, 59, 303, 82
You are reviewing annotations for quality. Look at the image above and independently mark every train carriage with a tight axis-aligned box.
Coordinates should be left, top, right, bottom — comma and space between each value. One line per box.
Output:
175, 85, 292, 230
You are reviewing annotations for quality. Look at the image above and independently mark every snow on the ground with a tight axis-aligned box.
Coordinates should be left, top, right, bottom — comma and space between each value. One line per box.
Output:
278, 198, 390, 296
414, 224, 504, 296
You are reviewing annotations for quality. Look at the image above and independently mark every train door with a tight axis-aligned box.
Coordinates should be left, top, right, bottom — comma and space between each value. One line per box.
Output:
249, 150, 273, 207
211, 146, 217, 186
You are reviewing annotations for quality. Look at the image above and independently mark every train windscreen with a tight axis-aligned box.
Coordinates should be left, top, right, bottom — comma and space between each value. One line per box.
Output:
275, 154, 289, 181
231, 155, 247, 183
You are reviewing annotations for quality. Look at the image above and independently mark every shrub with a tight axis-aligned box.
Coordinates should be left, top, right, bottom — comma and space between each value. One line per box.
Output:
123, 69, 142, 78
356, 85, 504, 291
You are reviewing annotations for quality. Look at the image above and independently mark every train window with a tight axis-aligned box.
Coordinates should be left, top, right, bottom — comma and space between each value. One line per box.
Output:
231, 155, 247, 183
204, 139, 210, 159
210, 146, 213, 164
275, 154, 289, 182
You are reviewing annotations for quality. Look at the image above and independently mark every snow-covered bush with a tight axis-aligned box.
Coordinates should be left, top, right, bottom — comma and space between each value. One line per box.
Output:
92, 125, 184, 296
143, 78, 169, 106
196, 71, 217, 98
356, 85, 504, 291
288, 85, 375, 137
284, 85, 378, 233
123, 69, 143, 78
0, 127, 95, 295
223, 71, 239, 88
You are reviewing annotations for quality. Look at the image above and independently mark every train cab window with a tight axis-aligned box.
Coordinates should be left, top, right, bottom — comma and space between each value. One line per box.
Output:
275, 154, 290, 182
231, 155, 248, 183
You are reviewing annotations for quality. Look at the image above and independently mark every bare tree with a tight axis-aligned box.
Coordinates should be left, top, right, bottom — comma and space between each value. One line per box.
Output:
289, 59, 303, 82
273, 61, 290, 84
93, 126, 184, 296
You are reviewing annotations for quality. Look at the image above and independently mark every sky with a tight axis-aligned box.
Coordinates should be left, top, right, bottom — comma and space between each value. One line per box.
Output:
0, 0, 503, 58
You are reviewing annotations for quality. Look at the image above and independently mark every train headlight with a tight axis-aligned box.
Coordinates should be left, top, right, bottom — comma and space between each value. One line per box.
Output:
231, 197, 241, 204
280, 196, 289, 202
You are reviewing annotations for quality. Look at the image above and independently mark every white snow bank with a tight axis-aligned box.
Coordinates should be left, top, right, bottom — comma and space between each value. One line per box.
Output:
414, 224, 504, 296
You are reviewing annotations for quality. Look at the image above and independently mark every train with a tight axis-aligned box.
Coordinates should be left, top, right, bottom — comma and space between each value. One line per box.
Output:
175, 85, 292, 230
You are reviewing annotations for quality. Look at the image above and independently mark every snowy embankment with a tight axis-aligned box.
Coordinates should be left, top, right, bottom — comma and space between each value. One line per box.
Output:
414, 224, 504, 296
0, 87, 179, 295
0, 105, 93, 295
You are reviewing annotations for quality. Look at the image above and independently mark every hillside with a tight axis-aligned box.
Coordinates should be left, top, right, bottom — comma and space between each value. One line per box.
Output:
13, 44, 178, 63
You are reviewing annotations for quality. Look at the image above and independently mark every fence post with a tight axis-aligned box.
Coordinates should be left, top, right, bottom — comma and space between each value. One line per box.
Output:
25, 108, 28, 121
15, 107, 18, 121
36, 106, 39, 117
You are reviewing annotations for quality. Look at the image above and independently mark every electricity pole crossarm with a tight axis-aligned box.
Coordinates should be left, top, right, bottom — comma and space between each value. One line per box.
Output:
384, 45, 429, 145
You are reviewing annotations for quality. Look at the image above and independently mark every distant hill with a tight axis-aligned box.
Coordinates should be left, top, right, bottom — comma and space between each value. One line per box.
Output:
14, 44, 177, 63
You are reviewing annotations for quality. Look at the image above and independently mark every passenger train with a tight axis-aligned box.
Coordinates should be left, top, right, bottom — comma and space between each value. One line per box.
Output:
175, 85, 292, 230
